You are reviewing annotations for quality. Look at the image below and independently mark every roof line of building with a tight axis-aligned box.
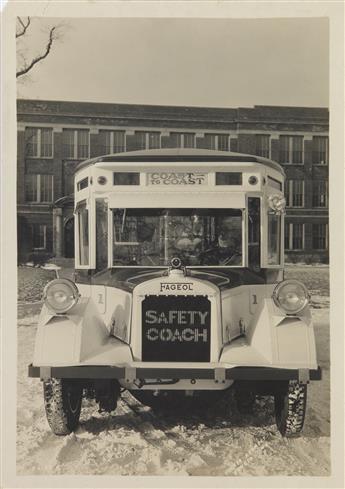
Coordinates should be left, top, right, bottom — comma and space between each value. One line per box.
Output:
16, 99, 329, 121
16, 112, 328, 126
16, 98, 329, 110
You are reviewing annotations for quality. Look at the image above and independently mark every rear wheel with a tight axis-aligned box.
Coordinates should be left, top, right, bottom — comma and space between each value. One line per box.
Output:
43, 379, 83, 435
274, 380, 307, 437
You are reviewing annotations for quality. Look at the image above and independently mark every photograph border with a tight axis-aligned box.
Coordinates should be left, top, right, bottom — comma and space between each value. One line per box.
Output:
2, 1, 344, 488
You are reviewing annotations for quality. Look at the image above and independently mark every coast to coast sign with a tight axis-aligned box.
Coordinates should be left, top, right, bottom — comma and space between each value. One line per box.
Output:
148, 172, 208, 185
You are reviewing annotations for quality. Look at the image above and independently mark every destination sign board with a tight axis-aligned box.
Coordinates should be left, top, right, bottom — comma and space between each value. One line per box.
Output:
148, 172, 208, 186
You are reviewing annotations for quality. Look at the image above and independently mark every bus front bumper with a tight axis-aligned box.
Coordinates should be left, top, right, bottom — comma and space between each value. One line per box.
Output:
28, 364, 322, 383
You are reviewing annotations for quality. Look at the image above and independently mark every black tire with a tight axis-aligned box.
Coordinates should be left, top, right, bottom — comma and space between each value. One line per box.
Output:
274, 380, 307, 437
235, 391, 256, 414
43, 379, 83, 435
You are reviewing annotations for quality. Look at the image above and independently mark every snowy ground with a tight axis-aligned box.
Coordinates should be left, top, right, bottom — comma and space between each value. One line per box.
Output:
17, 299, 330, 476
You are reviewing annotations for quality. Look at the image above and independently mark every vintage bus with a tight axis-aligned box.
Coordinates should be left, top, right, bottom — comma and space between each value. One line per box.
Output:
28, 149, 321, 437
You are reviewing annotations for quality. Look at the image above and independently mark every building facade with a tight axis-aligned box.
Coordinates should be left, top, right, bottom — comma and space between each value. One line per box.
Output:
17, 99, 329, 263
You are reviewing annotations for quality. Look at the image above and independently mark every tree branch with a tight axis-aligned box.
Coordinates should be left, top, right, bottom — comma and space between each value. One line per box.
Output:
16, 17, 31, 39
16, 26, 56, 78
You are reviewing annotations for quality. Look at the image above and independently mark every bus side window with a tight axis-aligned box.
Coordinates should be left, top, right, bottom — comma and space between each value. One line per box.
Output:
76, 200, 89, 266
267, 212, 281, 265
96, 199, 108, 271
248, 197, 261, 269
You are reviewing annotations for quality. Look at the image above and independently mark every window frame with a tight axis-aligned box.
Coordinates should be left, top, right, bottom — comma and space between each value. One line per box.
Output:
312, 136, 329, 165
204, 134, 230, 151
285, 179, 305, 208
133, 131, 161, 151
95, 198, 109, 271
217, 134, 230, 152
255, 134, 270, 158
103, 130, 126, 154
32, 224, 47, 250
25, 174, 54, 203
267, 211, 282, 266
75, 199, 91, 268
62, 129, 90, 160
285, 222, 305, 251
25, 127, 53, 159
312, 180, 328, 208
110, 207, 245, 268
312, 223, 329, 251
279, 135, 304, 165
170, 132, 195, 149
247, 195, 261, 269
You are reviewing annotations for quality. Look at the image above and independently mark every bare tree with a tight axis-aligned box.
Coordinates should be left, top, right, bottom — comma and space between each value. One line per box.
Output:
16, 17, 65, 79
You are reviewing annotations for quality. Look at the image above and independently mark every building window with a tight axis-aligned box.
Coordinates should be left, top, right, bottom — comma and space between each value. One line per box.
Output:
62, 129, 89, 159
255, 135, 270, 158
313, 180, 328, 207
279, 135, 303, 164
134, 132, 146, 150
25, 127, 53, 158
203, 134, 216, 150
285, 179, 304, 207
133, 131, 161, 150
148, 132, 160, 149
32, 224, 47, 249
218, 134, 229, 151
25, 174, 54, 203
204, 134, 229, 151
313, 136, 329, 165
312, 223, 328, 250
284, 222, 289, 250
170, 132, 195, 148
285, 223, 304, 250
103, 130, 126, 153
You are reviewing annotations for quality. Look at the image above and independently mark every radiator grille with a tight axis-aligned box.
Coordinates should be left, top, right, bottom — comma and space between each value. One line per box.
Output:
142, 295, 211, 362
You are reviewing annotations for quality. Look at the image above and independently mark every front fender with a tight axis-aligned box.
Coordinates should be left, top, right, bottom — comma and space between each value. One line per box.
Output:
249, 298, 317, 368
33, 297, 112, 366
221, 299, 317, 369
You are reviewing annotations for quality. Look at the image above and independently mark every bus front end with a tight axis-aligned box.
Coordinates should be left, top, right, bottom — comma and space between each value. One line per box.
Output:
28, 149, 321, 437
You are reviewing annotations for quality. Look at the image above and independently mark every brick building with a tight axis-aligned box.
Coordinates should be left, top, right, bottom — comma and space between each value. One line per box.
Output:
17, 99, 329, 263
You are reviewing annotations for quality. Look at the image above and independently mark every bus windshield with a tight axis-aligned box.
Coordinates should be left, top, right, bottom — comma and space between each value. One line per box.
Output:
112, 208, 243, 267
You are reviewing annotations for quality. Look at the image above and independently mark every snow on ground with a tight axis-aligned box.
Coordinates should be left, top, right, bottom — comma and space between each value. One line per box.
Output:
17, 305, 330, 476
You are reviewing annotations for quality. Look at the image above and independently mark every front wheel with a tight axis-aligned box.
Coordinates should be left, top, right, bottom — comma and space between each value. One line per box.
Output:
43, 379, 83, 435
274, 380, 307, 437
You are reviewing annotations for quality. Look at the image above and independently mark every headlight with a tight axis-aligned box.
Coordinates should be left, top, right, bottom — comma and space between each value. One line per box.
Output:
43, 279, 80, 314
268, 194, 286, 213
272, 280, 310, 314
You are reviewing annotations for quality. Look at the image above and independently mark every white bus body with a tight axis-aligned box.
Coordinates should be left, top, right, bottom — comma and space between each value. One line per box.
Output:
29, 149, 321, 437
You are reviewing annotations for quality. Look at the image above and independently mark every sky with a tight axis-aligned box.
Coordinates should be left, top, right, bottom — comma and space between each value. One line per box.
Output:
16, 17, 329, 108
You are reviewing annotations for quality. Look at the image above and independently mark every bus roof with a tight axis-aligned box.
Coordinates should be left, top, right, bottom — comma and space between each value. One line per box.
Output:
75, 148, 285, 176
